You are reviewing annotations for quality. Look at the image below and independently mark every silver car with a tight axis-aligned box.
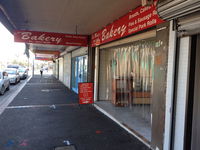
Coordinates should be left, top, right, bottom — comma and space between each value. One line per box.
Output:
4, 68, 20, 84
0, 71, 10, 95
18, 67, 28, 79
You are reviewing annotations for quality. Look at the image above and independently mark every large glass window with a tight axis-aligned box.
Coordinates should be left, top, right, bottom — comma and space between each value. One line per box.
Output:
98, 38, 156, 141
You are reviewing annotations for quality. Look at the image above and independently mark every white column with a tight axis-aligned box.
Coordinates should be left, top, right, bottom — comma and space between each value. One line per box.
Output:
163, 21, 177, 150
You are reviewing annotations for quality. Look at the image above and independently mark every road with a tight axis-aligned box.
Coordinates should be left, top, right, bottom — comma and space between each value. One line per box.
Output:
0, 76, 31, 115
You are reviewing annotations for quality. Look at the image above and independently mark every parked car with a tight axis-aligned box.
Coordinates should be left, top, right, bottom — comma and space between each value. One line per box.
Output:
0, 71, 10, 95
4, 68, 20, 84
18, 67, 28, 79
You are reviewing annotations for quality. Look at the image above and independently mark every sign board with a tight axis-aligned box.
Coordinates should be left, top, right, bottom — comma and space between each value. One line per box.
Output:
34, 50, 60, 55
35, 53, 55, 58
91, 0, 164, 47
35, 53, 55, 61
35, 57, 53, 61
78, 83, 94, 104
14, 30, 88, 47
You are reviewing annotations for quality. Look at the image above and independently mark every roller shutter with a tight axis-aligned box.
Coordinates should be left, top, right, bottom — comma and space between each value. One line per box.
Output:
157, 0, 200, 20
178, 12, 200, 36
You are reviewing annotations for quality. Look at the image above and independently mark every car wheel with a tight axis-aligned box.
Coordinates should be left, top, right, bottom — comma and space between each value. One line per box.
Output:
6, 84, 10, 91
0, 86, 5, 95
15, 79, 17, 85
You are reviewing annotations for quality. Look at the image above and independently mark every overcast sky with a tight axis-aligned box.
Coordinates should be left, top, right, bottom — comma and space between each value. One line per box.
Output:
0, 23, 27, 62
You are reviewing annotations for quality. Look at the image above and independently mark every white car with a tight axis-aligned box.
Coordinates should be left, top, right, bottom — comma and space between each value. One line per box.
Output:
4, 68, 20, 84
0, 71, 10, 95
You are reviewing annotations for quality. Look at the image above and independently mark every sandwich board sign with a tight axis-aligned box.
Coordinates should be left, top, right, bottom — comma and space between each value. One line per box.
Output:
78, 83, 94, 104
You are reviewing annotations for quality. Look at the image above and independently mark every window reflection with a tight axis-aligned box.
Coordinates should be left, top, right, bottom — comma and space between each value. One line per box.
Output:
99, 39, 156, 119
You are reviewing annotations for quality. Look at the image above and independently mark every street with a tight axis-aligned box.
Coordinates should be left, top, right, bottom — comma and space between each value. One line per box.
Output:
0, 76, 31, 115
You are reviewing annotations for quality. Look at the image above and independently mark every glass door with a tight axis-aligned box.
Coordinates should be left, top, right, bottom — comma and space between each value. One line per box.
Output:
71, 55, 88, 93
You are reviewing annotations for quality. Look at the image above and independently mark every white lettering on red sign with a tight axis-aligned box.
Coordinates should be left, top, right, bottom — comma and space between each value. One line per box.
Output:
102, 25, 127, 41
20, 32, 62, 44
91, 0, 164, 47
14, 30, 88, 46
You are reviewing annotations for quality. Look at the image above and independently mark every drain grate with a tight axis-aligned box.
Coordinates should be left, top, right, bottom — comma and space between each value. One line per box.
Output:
54, 145, 76, 150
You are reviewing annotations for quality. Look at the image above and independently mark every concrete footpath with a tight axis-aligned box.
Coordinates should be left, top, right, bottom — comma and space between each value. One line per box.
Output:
0, 75, 149, 150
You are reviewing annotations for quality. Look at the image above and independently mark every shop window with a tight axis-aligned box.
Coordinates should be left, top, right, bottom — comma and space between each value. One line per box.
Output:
99, 40, 155, 107
98, 39, 156, 141
71, 55, 88, 93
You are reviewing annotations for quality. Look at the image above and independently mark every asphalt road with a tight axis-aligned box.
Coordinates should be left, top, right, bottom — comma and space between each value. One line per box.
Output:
0, 76, 31, 115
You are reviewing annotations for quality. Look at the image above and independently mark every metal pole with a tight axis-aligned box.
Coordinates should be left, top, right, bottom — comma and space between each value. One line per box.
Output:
32, 59, 34, 76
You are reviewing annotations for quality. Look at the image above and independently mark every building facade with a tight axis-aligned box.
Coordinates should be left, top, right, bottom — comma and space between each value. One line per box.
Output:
53, 1, 200, 150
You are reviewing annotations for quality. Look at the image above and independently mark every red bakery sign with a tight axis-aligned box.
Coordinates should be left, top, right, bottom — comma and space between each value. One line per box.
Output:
78, 83, 94, 105
14, 30, 88, 46
91, 0, 164, 47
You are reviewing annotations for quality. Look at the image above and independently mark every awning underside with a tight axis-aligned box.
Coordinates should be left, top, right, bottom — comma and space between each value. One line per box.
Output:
0, 0, 141, 58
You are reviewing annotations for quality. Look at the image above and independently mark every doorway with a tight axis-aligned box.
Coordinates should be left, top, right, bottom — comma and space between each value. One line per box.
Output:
98, 39, 157, 142
71, 55, 88, 93
191, 35, 200, 150
185, 34, 200, 150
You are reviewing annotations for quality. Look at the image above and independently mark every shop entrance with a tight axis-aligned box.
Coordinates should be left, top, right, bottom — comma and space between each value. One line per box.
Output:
71, 55, 88, 93
98, 38, 156, 142
189, 35, 200, 150
184, 34, 200, 150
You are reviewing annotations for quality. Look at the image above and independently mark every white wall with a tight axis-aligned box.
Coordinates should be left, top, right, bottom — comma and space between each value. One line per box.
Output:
55, 59, 58, 78
53, 62, 56, 77
59, 57, 64, 82
63, 53, 71, 88
72, 47, 88, 57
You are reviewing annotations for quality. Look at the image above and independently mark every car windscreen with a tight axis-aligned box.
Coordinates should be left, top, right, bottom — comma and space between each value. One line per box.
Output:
5, 70, 16, 74
19, 68, 26, 72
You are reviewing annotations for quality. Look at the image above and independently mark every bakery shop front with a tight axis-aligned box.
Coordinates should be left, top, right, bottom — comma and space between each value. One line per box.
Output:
91, 0, 169, 149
